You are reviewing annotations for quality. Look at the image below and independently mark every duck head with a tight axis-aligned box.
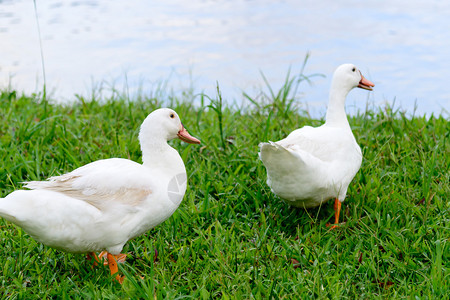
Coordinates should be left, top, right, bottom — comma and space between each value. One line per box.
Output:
332, 63, 374, 93
139, 108, 201, 145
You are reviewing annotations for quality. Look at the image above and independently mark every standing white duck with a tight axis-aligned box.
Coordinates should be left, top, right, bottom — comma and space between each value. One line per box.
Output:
0, 108, 200, 283
259, 64, 374, 228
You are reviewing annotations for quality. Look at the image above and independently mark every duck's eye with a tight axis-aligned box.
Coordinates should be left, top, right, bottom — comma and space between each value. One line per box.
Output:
170, 113, 175, 119
352, 67, 356, 72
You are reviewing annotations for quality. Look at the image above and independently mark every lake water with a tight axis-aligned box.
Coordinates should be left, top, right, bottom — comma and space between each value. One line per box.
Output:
1, 0, 449, 118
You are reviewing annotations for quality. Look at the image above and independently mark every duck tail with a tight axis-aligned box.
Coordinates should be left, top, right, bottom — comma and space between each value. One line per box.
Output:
0, 197, 11, 221
259, 141, 304, 174
259, 141, 286, 160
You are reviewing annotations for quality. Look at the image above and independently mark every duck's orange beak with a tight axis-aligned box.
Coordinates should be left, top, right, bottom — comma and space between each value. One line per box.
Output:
177, 125, 201, 144
358, 73, 375, 91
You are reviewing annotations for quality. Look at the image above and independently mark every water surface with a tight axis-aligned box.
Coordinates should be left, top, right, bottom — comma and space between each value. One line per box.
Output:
1, 0, 449, 117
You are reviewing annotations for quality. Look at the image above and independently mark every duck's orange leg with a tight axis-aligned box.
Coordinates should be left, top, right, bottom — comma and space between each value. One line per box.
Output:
106, 252, 125, 284
326, 198, 342, 229
332, 198, 342, 229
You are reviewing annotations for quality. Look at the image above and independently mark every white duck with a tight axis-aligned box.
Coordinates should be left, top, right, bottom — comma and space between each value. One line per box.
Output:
259, 64, 374, 228
0, 108, 200, 283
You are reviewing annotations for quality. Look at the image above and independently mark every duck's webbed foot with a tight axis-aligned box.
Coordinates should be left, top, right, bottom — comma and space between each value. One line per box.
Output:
105, 252, 126, 284
88, 251, 127, 284
87, 252, 101, 267
98, 251, 127, 265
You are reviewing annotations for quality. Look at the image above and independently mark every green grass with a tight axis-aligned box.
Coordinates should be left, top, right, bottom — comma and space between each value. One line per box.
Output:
0, 79, 448, 299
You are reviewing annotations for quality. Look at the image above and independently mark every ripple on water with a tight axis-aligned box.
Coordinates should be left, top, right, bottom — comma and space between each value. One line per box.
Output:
0, 0, 448, 117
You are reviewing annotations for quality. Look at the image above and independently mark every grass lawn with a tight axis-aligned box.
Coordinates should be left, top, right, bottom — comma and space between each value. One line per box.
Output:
0, 81, 448, 299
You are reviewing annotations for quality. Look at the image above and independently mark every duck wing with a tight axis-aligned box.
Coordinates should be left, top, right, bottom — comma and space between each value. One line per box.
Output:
276, 125, 343, 162
23, 158, 154, 210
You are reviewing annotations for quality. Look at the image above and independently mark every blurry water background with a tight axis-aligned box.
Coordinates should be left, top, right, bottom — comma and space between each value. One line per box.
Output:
0, 0, 449, 117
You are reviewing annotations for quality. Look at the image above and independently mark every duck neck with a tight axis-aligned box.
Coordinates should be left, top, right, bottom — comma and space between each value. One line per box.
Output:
325, 85, 351, 129
140, 137, 186, 175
